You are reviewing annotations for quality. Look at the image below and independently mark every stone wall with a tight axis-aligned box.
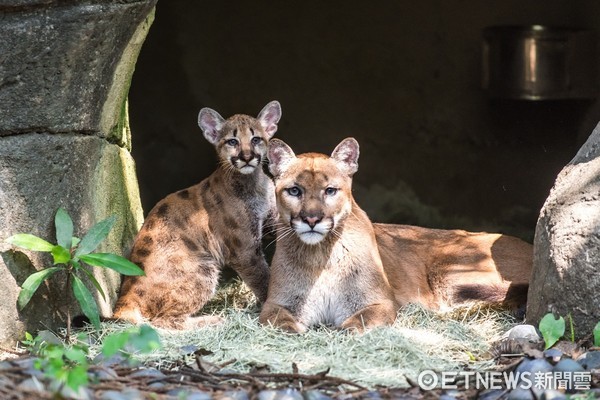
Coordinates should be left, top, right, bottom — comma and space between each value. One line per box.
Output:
0, 0, 157, 346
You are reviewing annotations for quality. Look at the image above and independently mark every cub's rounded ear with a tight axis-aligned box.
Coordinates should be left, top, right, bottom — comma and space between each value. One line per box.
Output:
331, 137, 359, 176
257, 101, 282, 139
268, 139, 295, 177
198, 107, 225, 145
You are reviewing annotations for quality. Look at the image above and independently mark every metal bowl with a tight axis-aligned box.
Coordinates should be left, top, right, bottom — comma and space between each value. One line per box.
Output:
482, 25, 598, 100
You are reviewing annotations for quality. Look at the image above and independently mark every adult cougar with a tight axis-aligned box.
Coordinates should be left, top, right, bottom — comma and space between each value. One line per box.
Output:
259, 137, 532, 333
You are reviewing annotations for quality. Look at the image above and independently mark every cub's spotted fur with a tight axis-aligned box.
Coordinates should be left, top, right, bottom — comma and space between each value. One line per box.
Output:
260, 137, 532, 333
113, 101, 282, 329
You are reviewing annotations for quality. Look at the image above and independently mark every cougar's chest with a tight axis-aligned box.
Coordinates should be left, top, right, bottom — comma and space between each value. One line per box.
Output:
296, 262, 357, 328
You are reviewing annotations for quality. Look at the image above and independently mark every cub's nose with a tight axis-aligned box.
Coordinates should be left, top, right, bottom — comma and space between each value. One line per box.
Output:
238, 151, 254, 162
302, 215, 322, 228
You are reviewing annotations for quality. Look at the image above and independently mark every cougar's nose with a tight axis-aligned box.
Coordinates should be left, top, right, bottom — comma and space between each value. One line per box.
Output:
302, 215, 322, 228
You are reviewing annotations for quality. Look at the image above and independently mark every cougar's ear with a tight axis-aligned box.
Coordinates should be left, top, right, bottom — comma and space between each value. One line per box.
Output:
331, 137, 359, 176
198, 107, 225, 145
257, 100, 282, 139
268, 139, 296, 177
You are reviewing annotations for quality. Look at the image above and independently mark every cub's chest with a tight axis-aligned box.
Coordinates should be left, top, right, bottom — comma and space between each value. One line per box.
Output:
246, 180, 276, 220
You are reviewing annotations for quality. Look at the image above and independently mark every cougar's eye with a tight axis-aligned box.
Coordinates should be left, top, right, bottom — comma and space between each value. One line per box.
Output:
226, 138, 238, 147
286, 186, 302, 197
251, 137, 262, 146
325, 187, 338, 196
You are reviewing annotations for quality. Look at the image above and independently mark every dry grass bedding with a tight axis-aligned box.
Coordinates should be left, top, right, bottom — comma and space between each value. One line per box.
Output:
83, 281, 518, 389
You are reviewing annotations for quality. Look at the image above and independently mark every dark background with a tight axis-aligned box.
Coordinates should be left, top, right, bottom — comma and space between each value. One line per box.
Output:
128, 1, 600, 242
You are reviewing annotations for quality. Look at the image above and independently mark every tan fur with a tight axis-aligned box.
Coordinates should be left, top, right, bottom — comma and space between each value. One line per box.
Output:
113, 101, 282, 330
259, 138, 397, 333
260, 137, 532, 333
375, 223, 532, 310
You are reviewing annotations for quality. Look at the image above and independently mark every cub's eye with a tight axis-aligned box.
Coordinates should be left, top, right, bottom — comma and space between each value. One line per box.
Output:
251, 137, 262, 146
226, 138, 238, 146
325, 187, 338, 196
286, 186, 302, 197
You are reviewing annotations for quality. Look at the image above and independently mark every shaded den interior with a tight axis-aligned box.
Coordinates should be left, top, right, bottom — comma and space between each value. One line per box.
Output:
128, 1, 600, 242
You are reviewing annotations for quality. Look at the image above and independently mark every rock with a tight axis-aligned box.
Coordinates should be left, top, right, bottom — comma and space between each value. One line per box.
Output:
91, 367, 119, 381
541, 390, 567, 400
99, 388, 144, 400
17, 377, 45, 392
183, 391, 213, 400
219, 391, 250, 400
258, 391, 278, 400
516, 359, 554, 375
49, 380, 93, 400
147, 382, 166, 390
129, 368, 166, 380
0, 0, 156, 348
527, 122, 600, 336
12, 357, 37, 370
258, 389, 304, 400
507, 325, 541, 342
553, 358, 584, 373
439, 395, 458, 400
507, 388, 534, 400
93, 353, 130, 368
543, 349, 563, 364
0, 361, 13, 371
0, 375, 12, 389
516, 358, 554, 393
577, 350, 600, 370
303, 391, 332, 400
36, 330, 63, 346
478, 389, 507, 400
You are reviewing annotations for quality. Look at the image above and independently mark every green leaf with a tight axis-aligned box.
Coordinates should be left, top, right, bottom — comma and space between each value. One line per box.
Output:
593, 322, 600, 347
64, 347, 88, 364
55, 208, 74, 250
101, 332, 130, 357
6, 234, 54, 252
71, 237, 81, 248
17, 267, 62, 309
130, 325, 161, 353
79, 253, 144, 276
78, 267, 106, 301
66, 364, 88, 390
539, 313, 565, 349
74, 216, 116, 257
71, 274, 101, 330
51, 245, 71, 265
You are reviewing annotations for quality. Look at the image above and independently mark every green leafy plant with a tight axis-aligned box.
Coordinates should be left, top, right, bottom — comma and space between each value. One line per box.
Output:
22, 325, 161, 393
539, 313, 566, 349
101, 324, 161, 358
22, 331, 91, 392
593, 321, 600, 347
6, 208, 144, 336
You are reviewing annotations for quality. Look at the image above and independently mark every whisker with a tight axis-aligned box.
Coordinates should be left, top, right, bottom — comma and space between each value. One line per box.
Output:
265, 228, 296, 249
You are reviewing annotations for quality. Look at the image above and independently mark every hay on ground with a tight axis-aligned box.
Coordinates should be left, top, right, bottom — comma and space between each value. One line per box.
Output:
78, 280, 517, 389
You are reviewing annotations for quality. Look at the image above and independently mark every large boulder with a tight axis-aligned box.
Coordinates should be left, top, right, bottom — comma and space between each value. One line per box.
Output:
527, 122, 600, 336
0, 0, 157, 346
